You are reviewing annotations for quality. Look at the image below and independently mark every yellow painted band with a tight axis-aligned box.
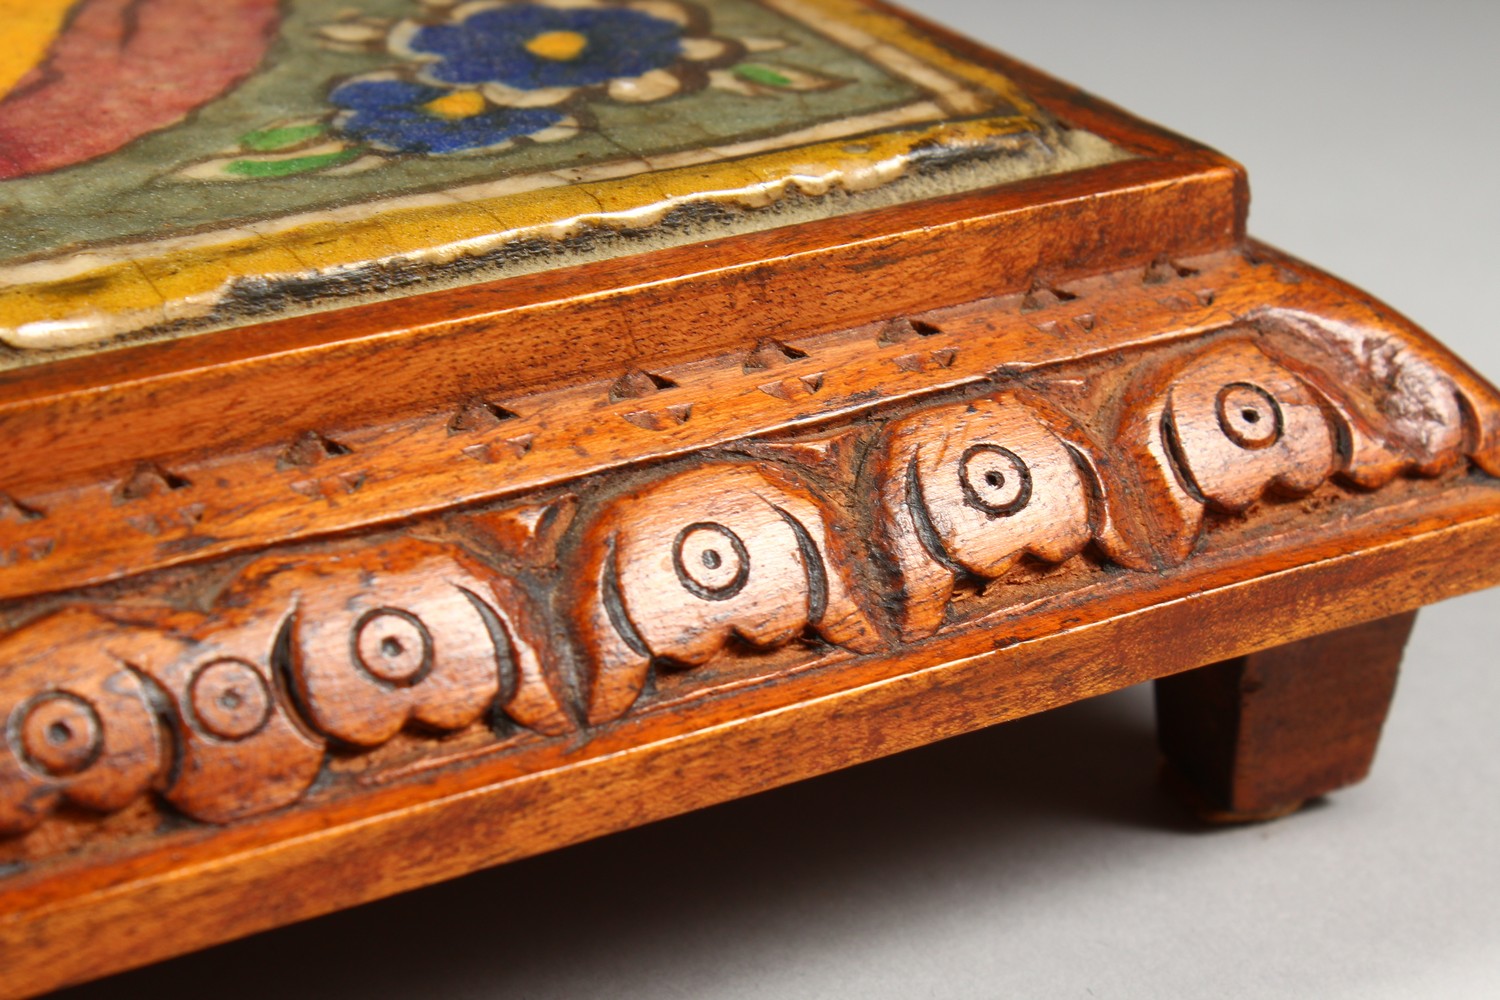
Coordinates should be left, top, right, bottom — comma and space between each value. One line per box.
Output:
0, 0, 76, 101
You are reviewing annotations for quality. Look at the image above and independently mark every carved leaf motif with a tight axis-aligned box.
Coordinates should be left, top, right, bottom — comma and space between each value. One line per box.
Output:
0, 609, 165, 834
239, 539, 572, 745
1260, 309, 1500, 484
576, 465, 880, 725
1113, 339, 1337, 566
732, 428, 865, 481
461, 494, 579, 567
129, 612, 325, 825
874, 391, 1098, 639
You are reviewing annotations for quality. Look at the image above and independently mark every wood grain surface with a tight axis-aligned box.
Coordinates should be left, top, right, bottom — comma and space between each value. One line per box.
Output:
2, 241, 1499, 995
1, 4, 1498, 995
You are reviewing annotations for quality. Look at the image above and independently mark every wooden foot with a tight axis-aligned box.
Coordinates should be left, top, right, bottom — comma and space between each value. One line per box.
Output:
1155, 611, 1417, 822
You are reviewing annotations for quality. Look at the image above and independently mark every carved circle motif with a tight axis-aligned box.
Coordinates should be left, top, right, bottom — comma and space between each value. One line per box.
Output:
353, 609, 434, 687
188, 659, 272, 741
17, 692, 103, 777
958, 444, 1033, 517
672, 522, 751, 601
1216, 382, 1283, 450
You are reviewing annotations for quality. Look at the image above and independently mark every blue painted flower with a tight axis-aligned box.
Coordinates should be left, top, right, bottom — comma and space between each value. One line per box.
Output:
329, 76, 574, 154
391, 1, 735, 106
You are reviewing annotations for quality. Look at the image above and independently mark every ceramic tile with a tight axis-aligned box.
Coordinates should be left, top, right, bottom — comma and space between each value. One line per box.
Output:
0, 0, 1127, 364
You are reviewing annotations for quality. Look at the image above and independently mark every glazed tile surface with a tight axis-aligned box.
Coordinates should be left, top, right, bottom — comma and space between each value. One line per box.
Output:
0, 0, 1125, 362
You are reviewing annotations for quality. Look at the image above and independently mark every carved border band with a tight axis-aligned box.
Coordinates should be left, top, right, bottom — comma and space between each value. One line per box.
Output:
3, 266, 1500, 845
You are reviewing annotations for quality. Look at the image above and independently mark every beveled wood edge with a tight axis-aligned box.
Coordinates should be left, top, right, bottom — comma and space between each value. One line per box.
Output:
2, 499, 1497, 999
0, 158, 1241, 498
4, 241, 1257, 601
8, 234, 1495, 605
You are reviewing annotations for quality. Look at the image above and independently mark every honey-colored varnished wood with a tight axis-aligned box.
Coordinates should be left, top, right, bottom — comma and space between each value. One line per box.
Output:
873, 390, 1099, 639
574, 463, 880, 725
0, 2, 1497, 995
1, 240, 1498, 996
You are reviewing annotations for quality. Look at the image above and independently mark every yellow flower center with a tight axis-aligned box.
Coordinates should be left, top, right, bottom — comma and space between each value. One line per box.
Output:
524, 30, 588, 61
421, 89, 488, 120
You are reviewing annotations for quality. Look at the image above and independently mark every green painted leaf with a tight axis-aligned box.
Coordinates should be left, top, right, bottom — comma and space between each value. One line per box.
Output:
224, 149, 360, 178
734, 64, 793, 88
729, 62, 845, 93
239, 123, 328, 152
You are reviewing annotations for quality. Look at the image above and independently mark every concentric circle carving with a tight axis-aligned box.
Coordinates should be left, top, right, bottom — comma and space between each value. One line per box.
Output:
353, 609, 434, 687
17, 692, 103, 777
1216, 382, 1283, 450
958, 444, 1033, 516
188, 659, 272, 741
672, 522, 751, 601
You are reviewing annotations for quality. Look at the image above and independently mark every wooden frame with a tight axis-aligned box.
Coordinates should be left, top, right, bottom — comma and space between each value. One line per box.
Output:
2, 4, 1498, 996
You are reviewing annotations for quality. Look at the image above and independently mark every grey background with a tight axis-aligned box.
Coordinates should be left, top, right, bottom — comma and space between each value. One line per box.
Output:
60, 2, 1499, 997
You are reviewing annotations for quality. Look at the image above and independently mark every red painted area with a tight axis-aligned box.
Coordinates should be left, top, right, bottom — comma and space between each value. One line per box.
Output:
0, 0, 281, 180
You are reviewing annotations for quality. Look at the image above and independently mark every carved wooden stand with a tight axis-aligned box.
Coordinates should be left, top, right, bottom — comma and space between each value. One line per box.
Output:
3, 9, 1499, 997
